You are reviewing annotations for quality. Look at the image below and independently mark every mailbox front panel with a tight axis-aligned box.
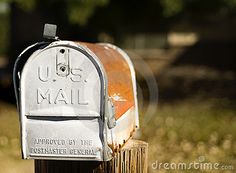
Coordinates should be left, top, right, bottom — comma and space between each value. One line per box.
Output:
22, 46, 101, 117
20, 42, 106, 160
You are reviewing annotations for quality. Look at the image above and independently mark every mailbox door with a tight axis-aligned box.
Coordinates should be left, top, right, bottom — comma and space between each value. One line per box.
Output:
20, 41, 109, 160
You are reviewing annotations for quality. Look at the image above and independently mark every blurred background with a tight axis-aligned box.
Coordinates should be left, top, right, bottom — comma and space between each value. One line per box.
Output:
0, 0, 236, 172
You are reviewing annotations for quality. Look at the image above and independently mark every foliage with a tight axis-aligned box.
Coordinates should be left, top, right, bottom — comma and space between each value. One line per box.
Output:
158, 0, 236, 19
160, 0, 184, 17
0, 14, 9, 55
67, 0, 109, 26
0, 0, 109, 26
1, 0, 236, 25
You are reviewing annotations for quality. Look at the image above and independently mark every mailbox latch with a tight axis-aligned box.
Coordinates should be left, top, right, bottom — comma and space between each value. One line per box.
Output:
56, 48, 70, 77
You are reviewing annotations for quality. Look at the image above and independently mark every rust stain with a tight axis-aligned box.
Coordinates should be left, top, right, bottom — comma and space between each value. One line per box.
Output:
78, 42, 135, 120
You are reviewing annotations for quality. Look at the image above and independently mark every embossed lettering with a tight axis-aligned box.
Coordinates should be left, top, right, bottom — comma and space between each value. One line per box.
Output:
37, 66, 88, 82
70, 68, 83, 82
37, 89, 88, 105
81, 139, 92, 146
38, 66, 51, 82
34, 138, 66, 145
69, 139, 76, 145
37, 88, 51, 104
69, 148, 97, 155
30, 147, 67, 155
54, 89, 69, 104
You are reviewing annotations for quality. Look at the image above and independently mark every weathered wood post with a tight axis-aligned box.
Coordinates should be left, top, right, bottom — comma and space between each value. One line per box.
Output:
13, 24, 148, 173
35, 140, 148, 173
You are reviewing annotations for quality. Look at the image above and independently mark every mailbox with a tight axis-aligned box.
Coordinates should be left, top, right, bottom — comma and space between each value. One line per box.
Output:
13, 24, 139, 161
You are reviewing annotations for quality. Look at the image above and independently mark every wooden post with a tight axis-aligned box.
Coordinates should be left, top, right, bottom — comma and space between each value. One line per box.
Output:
35, 139, 148, 173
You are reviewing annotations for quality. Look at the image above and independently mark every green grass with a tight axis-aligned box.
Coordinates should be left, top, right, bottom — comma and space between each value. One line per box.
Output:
0, 102, 33, 173
0, 99, 235, 173
140, 98, 236, 173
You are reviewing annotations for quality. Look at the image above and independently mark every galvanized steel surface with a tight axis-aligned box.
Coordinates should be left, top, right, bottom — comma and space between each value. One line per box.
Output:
14, 40, 139, 161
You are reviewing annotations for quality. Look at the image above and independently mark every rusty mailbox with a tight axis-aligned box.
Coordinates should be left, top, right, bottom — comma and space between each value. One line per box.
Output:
13, 24, 139, 161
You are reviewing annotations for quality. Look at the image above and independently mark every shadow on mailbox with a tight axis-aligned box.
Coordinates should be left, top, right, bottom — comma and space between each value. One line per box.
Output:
13, 24, 139, 161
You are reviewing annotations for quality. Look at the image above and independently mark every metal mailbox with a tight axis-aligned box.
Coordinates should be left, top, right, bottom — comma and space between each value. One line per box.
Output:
13, 25, 138, 161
